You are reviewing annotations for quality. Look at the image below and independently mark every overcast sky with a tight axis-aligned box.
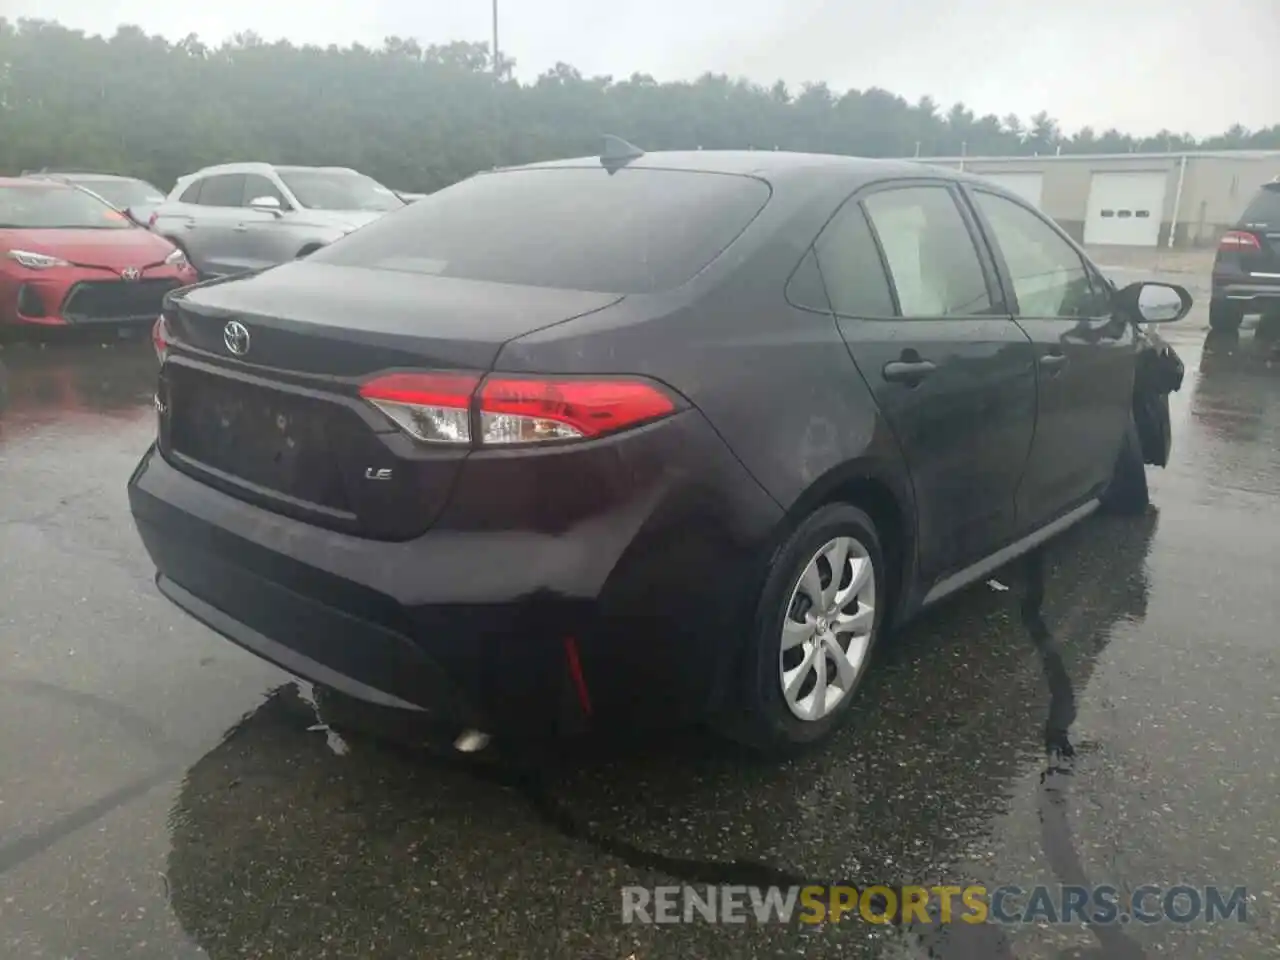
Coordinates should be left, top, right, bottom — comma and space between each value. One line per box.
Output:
10, 0, 1279, 137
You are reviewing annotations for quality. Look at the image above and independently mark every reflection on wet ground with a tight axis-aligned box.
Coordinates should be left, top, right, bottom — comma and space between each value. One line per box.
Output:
0, 317, 1277, 959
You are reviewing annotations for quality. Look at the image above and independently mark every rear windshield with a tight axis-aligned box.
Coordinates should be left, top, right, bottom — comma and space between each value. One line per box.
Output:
76, 178, 166, 210
1241, 184, 1280, 225
307, 166, 772, 294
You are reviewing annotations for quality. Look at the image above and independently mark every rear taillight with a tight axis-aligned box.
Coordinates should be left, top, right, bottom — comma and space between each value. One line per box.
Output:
358, 372, 479, 444
358, 372, 679, 446
147, 212, 158, 229
478, 376, 677, 443
1219, 230, 1261, 251
152, 315, 169, 362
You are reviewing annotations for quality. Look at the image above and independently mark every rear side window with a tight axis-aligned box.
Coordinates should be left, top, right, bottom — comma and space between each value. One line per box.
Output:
308, 167, 771, 294
195, 174, 246, 208
178, 180, 202, 203
812, 201, 896, 317
1241, 184, 1280, 225
863, 186, 993, 318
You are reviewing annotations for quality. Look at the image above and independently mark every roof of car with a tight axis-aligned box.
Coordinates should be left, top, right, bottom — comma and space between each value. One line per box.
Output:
29, 172, 141, 181
179, 162, 360, 179
501, 149, 976, 187
0, 176, 74, 188
509, 150, 952, 179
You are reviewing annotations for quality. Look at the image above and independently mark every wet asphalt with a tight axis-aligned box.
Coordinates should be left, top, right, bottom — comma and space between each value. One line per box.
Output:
1, 280, 1277, 959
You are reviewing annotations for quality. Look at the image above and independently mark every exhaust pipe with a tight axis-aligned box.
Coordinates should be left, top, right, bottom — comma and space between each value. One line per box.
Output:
453, 729, 491, 753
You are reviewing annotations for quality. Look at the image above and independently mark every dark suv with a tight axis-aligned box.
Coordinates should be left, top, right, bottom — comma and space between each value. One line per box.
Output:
1210, 178, 1280, 331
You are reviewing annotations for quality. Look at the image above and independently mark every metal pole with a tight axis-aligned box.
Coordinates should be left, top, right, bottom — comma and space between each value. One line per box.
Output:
1167, 154, 1188, 249
492, 0, 500, 77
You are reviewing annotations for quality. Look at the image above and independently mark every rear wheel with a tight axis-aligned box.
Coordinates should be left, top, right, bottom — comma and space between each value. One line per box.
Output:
1101, 415, 1149, 516
724, 503, 886, 753
1209, 301, 1243, 332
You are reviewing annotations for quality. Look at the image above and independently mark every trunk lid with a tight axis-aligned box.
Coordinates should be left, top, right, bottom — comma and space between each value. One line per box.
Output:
167, 260, 621, 375
158, 261, 623, 540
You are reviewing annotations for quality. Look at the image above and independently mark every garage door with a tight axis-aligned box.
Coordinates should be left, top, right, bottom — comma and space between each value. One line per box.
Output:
978, 172, 1044, 208
1083, 171, 1168, 246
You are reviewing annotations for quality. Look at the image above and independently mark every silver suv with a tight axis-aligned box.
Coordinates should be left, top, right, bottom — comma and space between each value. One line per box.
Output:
150, 162, 404, 277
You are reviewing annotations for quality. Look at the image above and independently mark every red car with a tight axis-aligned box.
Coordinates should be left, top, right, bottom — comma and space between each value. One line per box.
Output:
0, 177, 197, 329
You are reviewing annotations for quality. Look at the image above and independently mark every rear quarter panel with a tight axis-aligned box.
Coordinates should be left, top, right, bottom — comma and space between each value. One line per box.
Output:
495, 172, 914, 541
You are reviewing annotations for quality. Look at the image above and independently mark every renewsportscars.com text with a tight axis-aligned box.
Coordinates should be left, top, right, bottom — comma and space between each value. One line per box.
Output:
621, 884, 1249, 926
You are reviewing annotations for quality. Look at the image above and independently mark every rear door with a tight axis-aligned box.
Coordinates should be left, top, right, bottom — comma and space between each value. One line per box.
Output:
186, 173, 248, 276
814, 180, 1037, 584
963, 186, 1133, 530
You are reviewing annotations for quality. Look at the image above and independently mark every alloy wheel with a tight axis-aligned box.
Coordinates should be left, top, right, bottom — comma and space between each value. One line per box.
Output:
779, 535, 877, 721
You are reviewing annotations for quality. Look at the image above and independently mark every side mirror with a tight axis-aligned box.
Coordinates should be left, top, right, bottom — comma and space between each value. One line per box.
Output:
122, 206, 144, 226
248, 195, 284, 216
1113, 280, 1192, 324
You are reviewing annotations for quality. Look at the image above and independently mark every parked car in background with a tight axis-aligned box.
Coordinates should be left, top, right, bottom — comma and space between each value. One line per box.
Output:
130, 146, 1190, 753
149, 163, 405, 278
1210, 176, 1280, 332
0, 177, 197, 331
22, 171, 168, 226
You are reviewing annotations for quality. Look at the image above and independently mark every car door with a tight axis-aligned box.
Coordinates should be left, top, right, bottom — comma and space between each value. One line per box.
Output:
153, 179, 205, 256
186, 173, 248, 277
812, 180, 1037, 584
963, 187, 1134, 532
236, 173, 296, 271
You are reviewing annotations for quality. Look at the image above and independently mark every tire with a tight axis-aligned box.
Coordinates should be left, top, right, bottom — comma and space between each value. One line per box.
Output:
1101, 415, 1149, 516
1209, 301, 1243, 332
723, 503, 887, 754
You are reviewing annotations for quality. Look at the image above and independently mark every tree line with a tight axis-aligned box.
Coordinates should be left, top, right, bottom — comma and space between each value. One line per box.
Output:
1, 18, 1277, 194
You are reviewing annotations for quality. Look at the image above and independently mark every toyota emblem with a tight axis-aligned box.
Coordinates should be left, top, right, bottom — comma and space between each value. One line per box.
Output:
223, 320, 251, 356
120, 267, 141, 281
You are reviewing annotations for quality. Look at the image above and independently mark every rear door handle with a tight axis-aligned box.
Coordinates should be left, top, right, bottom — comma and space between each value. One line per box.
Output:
882, 359, 937, 384
1039, 353, 1068, 373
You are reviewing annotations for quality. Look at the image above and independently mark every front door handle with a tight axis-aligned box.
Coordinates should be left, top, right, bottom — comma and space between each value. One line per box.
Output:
882, 359, 937, 384
1039, 353, 1068, 373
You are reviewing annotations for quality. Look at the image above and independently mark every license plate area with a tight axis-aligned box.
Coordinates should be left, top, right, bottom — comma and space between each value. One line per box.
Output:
169, 367, 352, 511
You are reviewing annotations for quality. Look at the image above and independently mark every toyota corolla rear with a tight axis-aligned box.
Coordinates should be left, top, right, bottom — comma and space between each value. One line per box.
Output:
0, 178, 197, 328
127, 162, 784, 739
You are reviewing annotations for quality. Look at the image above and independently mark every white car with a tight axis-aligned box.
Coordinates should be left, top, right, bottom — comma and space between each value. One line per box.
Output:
149, 162, 405, 277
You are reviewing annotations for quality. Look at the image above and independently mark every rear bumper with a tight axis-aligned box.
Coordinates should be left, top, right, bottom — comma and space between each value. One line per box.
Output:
128, 411, 783, 738
1211, 277, 1280, 311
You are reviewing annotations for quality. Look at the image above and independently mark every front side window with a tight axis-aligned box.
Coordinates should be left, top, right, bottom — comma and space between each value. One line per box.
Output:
862, 186, 993, 318
0, 185, 134, 229
242, 174, 288, 207
972, 190, 1107, 318
276, 169, 403, 212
